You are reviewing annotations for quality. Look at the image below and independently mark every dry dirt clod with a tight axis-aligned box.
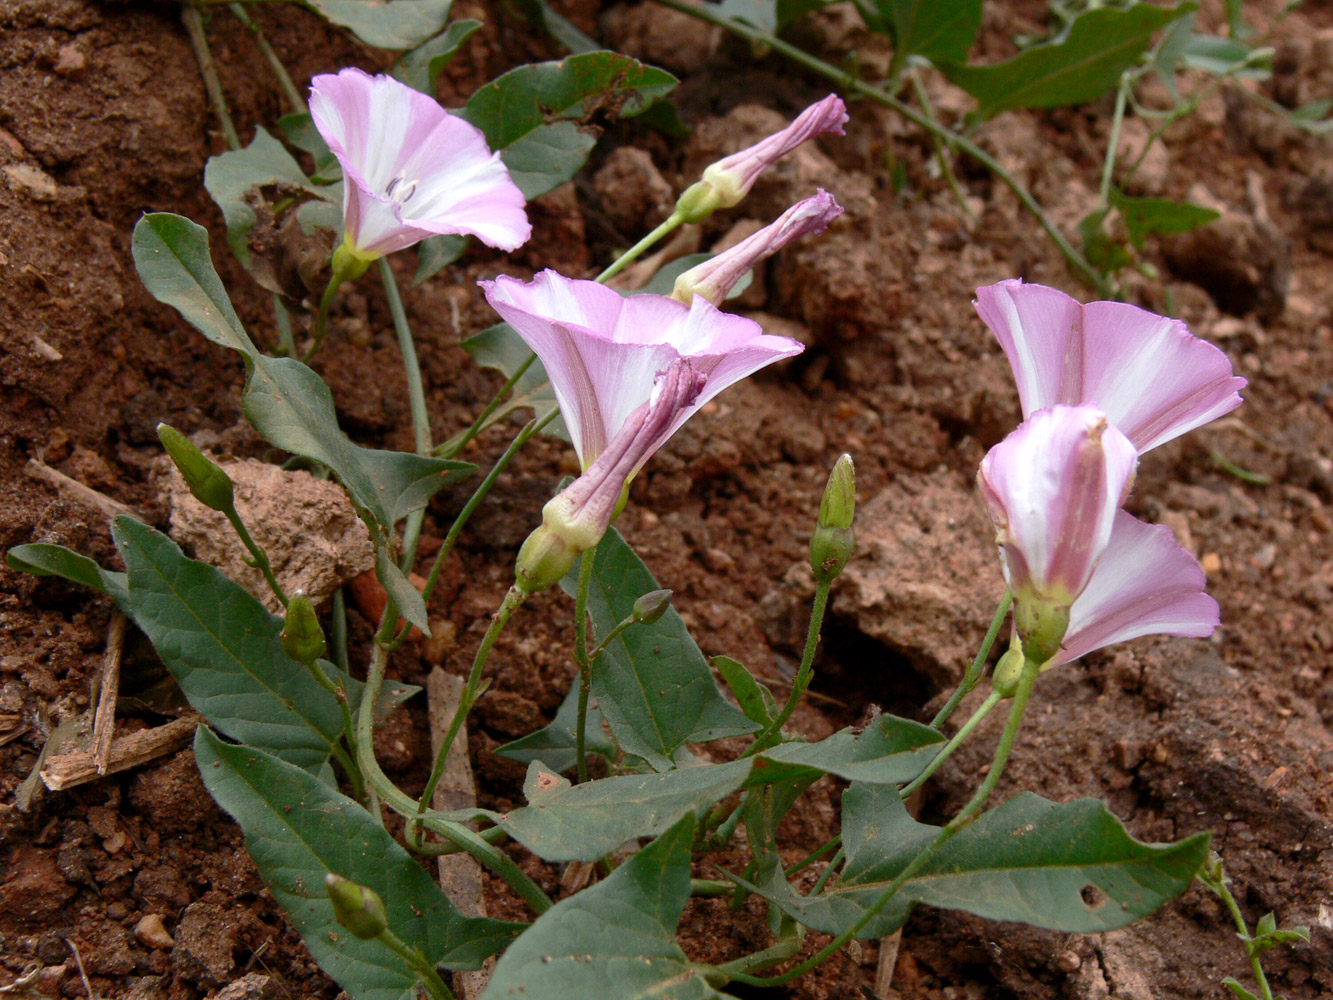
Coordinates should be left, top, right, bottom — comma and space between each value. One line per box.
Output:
212, 973, 279, 999
171, 901, 239, 988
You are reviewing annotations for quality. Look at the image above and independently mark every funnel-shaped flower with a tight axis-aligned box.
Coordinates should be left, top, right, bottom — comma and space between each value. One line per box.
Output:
675, 95, 849, 221
310, 68, 529, 260
671, 190, 843, 305
975, 279, 1246, 453
1050, 510, 1218, 667
480, 270, 804, 470
979, 405, 1137, 659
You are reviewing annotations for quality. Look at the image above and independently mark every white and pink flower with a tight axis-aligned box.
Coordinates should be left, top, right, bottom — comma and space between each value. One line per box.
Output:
310, 68, 529, 260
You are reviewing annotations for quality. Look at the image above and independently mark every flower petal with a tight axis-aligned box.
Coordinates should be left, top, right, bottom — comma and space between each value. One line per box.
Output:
1053, 510, 1219, 666
703, 95, 849, 205
975, 279, 1246, 452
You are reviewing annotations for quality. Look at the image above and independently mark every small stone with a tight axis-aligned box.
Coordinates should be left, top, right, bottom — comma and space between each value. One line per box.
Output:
1056, 949, 1082, 973
135, 913, 174, 950
4, 164, 59, 202
54, 44, 85, 75
1200, 552, 1222, 575
214, 973, 278, 1000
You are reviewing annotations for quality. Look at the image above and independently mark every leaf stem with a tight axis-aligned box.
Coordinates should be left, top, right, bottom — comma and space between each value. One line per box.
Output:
595, 213, 685, 283
909, 71, 977, 225
930, 591, 1011, 729
374, 927, 456, 1000
224, 508, 288, 606
901, 689, 1003, 800
743, 655, 1041, 987
573, 547, 598, 783
182, 5, 241, 151
1099, 72, 1132, 210
652, 0, 1108, 294
743, 578, 831, 756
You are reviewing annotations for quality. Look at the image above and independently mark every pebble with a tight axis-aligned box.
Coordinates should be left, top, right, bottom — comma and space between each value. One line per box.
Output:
4, 164, 59, 202
135, 913, 174, 949
54, 44, 85, 76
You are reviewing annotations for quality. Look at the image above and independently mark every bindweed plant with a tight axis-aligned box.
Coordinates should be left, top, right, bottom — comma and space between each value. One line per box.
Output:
7, 7, 1295, 999
648, 0, 1331, 296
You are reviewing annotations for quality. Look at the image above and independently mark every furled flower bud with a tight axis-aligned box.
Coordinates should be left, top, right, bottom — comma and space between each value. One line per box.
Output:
632, 589, 673, 624
672, 95, 848, 223
671, 190, 843, 305
281, 591, 327, 666
809, 454, 855, 585
990, 641, 1026, 698
325, 873, 388, 940
157, 423, 235, 513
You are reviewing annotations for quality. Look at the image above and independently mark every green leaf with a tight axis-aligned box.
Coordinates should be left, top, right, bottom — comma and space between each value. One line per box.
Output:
1110, 190, 1219, 249
482, 814, 733, 1000
493, 679, 614, 772
131, 213, 473, 630
509, 0, 600, 54
278, 112, 340, 181
6, 543, 129, 608
374, 548, 429, 638
751, 786, 1210, 938
560, 531, 757, 771
112, 517, 345, 771
413, 234, 469, 285
392, 19, 483, 93
871, 0, 982, 62
939, 3, 1196, 119
749, 713, 944, 786
305, 0, 456, 49
203, 127, 331, 267
1079, 207, 1134, 278
458, 52, 677, 200
196, 729, 521, 1000
713, 655, 777, 727
1222, 979, 1261, 1000
499, 760, 750, 862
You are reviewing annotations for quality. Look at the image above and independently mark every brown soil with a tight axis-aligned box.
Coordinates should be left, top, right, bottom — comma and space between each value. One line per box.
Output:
2, 1, 1331, 998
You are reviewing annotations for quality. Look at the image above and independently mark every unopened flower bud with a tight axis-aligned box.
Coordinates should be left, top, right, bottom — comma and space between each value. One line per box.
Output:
809, 455, 855, 585
281, 592, 327, 666
991, 642, 1025, 698
325, 873, 387, 940
514, 522, 579, 595
632, 589, 673, 624
157, 423, 234, 513
673, 179, 726, 225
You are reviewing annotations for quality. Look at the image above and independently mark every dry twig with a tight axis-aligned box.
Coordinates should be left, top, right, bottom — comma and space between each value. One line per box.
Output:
40, 715, 198, 791
91, 612, 127, 774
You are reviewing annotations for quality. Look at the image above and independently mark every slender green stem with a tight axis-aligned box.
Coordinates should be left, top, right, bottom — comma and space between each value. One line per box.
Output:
1099, 72, 1131, 210
809, 846, 843, 895
355, 611, 552, 913
331, 588, 350, 674
595, 214, 685, 283
227, 3, 307, 113
712, 929, 802, 978
785, 832, 841, 878
182, 5, 241, 151
1198, 860, 1277, 1000
744, 578, 831, 756
573, 548, 598, 783
909, 72, 977, 225
691, 879, 733, 897
305, 267, 348, 361
271, 295, 297, 356
901, 690, 1003, 800
375, 927, 455, 1000
750, 656, 1041, 987
653, 0, 1108, 295
413, 586, 527, 827
435, 353, 538, 458
224, 509, 288, 605
930, 591, 1011, 729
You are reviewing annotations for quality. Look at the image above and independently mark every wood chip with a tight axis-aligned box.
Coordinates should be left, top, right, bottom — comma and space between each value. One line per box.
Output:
40, 715, 198, 791
426, 668, 490, 1000
24, 458, 141, 523
92, 612, 127, 775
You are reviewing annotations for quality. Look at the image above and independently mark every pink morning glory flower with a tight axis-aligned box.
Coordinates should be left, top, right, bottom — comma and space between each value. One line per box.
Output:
1050, 509, 1218, 667
974, 279, 1246, 453
309, 68, 529, 260
675, 95, 849, 221
671, 190, 844, 305
978, 405, 1138, 607
480, 270, 804, 471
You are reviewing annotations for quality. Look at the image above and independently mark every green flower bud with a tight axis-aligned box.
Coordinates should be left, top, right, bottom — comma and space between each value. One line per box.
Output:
514, 522, 578, 595
281, 591, 327, 666
809, 454, 855, 585
157, 423, 234, 513
672, 179, 727, 225
991, 642, 1025, 698
632, 589, 672, 624
325, 873, 388, 940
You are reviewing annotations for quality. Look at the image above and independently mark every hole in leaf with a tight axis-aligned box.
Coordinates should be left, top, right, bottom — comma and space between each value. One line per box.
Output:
1081, 884, 1107, 909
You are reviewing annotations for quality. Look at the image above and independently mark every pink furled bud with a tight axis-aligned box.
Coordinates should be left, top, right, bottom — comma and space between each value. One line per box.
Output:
674, 95, 848, 222
516, 361, 705, 593
974, 279, 1246, 453
310, 68, 529, 260
1051, 510, 1219, 667
978, 405, 1137, 663
671, 190, 843, 305
480, 270, 803, 471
